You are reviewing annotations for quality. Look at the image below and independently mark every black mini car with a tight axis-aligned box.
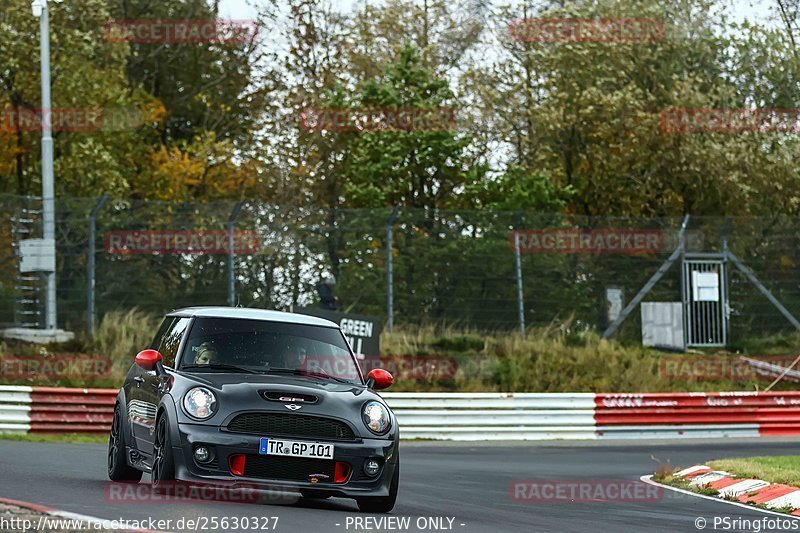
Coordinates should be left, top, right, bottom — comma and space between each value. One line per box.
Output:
107, 307, 399, 513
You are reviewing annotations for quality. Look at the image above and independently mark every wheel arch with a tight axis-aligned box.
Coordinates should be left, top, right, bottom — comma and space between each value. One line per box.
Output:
114, 388, 136, 448
157, 394, 182, 446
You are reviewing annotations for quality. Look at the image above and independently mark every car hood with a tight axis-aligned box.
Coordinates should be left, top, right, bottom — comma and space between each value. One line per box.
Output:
170, 370, 393, 439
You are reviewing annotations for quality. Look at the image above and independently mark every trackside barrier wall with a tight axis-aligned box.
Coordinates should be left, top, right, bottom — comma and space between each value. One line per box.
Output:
2, 387, 799, 440
0, 386, 115, 433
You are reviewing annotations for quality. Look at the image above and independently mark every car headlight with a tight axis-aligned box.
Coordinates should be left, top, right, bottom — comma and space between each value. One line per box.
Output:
362, 401, 391, 435
183, 387, 217, 420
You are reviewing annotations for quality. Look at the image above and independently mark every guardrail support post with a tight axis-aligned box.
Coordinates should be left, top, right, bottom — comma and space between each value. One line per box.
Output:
87, 195, 108, 337
227, 201, 243, 307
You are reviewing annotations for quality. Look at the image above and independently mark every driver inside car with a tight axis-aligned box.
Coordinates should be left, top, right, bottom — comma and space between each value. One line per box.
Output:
194, 342, 219, 365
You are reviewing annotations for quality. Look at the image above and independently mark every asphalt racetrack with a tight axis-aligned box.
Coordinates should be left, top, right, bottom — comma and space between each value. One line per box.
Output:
1, 438, 799, 533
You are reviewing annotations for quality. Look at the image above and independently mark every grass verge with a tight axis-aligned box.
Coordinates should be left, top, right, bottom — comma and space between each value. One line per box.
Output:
1, 310, 800, 392
654, 456, 800, 515
706, 456, 800, 487
0, 432, 108, 444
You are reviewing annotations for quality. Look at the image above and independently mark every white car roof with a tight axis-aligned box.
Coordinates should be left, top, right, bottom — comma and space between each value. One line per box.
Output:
169, 306, 340, 329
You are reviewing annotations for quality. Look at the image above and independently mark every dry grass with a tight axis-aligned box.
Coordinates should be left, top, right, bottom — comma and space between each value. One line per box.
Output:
0, 308, 158, 388
0, 314, 796, 392
92, 308, 159, 379
707, 456, 800, 487
380, 322, 785, 392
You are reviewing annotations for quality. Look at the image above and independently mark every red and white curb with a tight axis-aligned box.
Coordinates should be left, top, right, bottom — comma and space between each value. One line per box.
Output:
641, 465, 800, 518
0, 496, 160, 532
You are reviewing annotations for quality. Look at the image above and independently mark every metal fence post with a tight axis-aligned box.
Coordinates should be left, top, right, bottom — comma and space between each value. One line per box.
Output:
87, 195, 109, 337
227, 202, 243, 307
514, 229, 526, 337
386, 206, 400, 333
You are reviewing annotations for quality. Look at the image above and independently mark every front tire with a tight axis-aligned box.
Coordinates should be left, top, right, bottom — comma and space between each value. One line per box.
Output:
356, 459, 399, 513
151, 413, 176, 490
108, 404, 143, 482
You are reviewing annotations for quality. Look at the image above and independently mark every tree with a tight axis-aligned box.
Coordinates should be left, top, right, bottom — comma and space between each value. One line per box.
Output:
344, 45, 486, 211
466, 0, 800, 216
0, 0, 146, 196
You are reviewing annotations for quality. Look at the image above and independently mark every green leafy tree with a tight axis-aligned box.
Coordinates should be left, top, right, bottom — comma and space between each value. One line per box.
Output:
0, 0, 148, 196
344, 45, 486, 211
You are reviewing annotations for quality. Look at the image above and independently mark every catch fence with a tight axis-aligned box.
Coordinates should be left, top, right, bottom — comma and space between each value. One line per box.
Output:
1, 195, 799, 345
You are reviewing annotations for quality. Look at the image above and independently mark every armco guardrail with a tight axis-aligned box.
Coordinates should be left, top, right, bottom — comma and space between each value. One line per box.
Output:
0, 386, 115, 433
2, 387, 799, 440
383, 392, 598, 440
594, 392, 800, 440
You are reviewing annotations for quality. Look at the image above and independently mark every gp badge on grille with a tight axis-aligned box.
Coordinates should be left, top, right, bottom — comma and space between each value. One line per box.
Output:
279, 396, 307, 402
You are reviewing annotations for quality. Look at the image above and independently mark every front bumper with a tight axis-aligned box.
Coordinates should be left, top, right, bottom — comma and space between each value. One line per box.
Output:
172, 422, 398, 498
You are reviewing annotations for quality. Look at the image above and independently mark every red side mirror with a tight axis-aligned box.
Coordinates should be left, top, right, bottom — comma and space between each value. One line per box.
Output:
135, 349, 163, 371
367, 369, 394, 390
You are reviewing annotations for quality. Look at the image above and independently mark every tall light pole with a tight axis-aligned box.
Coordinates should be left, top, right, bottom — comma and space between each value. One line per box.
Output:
32, 0, 59, 330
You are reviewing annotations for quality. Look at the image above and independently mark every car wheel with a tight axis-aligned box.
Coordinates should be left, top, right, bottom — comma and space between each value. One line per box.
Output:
151, 413, 176, 491
356, 458, 399, 513
108, 404, 143, 482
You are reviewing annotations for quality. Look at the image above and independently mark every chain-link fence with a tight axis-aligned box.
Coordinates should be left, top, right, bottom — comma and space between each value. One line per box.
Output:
1, 194, 799, 345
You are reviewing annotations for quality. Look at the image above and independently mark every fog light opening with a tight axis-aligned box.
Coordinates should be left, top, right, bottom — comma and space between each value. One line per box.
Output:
193, 445, 212, 464
363, 458, 382, 477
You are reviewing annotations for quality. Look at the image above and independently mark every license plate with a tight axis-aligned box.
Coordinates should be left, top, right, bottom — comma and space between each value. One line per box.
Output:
259, 437, 334, 459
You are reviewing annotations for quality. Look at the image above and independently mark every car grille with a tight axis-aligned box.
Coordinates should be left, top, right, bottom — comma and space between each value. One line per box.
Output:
227, 413, 357, 441
242, 454, 335, 481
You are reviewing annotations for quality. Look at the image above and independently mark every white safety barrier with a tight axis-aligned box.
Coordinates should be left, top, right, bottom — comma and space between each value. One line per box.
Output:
0, 386, 32, 433
383, 392, 598, 440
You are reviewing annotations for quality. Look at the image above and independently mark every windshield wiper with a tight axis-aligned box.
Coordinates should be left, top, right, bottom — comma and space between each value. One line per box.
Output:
181, 363, 264, 374
266, 367, 354, 384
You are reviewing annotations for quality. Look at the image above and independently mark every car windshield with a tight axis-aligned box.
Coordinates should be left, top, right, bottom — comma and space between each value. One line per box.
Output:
179, 317, 361, 385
